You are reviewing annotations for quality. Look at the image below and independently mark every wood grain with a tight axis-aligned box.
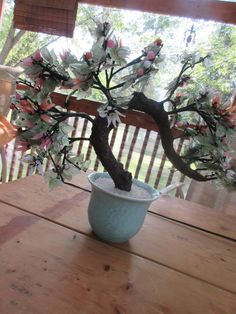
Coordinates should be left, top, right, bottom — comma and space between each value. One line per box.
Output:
79, 0, 236, 25
14, 0, 78, 37
1, 204, 236, 314
1, 175, 236, 293
150, 194, 236, 240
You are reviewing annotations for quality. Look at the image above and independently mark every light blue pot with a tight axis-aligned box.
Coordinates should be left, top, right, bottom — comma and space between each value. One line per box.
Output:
87, 172, 159, 243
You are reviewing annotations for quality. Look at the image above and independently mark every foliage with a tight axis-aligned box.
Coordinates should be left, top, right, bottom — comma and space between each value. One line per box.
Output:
0, 1, 57, 65
193, 24, 236, 94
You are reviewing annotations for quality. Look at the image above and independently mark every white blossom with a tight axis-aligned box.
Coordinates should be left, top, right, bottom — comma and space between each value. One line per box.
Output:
22, 154, 43, 175
98, 105, 125, 128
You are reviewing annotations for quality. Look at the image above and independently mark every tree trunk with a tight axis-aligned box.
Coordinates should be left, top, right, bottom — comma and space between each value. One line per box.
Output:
0, 23, 25, 64
90, 116, 132, 191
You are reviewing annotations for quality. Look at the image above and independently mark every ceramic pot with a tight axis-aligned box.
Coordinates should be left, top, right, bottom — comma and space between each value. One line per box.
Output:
87, 172, 158, 243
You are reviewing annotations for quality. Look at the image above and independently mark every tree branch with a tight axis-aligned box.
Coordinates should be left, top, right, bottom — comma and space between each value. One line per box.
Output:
128, 92, 208, 182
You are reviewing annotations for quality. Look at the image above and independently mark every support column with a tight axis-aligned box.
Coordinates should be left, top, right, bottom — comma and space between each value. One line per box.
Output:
0, 0, 4, 27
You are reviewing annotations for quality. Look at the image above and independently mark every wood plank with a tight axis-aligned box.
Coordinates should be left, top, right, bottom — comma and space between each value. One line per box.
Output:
1, 175, 236, 293
16, 0, 78, 10
150, 194, 236, 240
186, 179, 236, 216
1, 203, 236, 314
79, 0, 236, 25
15, 5, 76, 24
13, 16, 75, 37
14, 0, 78, 37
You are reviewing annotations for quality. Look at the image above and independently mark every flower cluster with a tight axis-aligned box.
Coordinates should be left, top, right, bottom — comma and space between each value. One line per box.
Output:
173, 89, 236, 188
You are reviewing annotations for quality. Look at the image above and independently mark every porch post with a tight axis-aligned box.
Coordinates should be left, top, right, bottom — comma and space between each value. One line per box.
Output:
0, 0, 4, 27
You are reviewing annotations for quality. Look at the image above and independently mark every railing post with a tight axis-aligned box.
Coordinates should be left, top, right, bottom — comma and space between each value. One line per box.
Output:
0, 0, 4, 27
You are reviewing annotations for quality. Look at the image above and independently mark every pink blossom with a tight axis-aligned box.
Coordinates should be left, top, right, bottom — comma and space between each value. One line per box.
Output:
212, 93, 222, 107
34, 50, 43, 62
31, 133, 44, 140
40, 114, 53, 123
147, 50, 156, 61
19, 100, 35, 114
34, 78, 44, 90
155, 38, 162, 46
25, 120, 34, 128
224, 151, 230, 158
136, 68, 144, 77
15, 92, 21, 100
221, 137, 228, 145
175, 121, 185, 128
144, 60, 152, 69
107, 39, 116, 49
21, 57, 33, 68
40, 99, 55, 111
84, 51, 93, 61
40, 137, 52, 150
60, 50, 70, 61
15, 140, 30, 152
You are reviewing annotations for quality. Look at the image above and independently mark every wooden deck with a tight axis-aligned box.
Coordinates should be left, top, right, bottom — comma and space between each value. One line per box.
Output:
0, 173, 236, 313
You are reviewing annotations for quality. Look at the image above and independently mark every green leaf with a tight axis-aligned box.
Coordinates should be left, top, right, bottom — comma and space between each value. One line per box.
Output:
81, 159, 91, 170
62, 170, 73, 181
41, 47, 53, 63
48, 177, 63, 191
60, 123, 74, 134
24, 64, 42, 77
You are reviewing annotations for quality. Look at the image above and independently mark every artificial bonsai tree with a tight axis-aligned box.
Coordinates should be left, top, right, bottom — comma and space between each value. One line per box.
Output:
9, 21, 236, 191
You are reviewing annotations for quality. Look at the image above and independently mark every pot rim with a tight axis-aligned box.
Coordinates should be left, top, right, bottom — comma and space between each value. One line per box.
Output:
88, 172, 159, 202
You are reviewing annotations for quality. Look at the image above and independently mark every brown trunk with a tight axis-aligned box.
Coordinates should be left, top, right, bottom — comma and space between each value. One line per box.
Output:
90, 116, 132, 191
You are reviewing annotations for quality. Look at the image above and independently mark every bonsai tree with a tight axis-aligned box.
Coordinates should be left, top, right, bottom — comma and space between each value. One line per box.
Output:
8, 21, 236, 191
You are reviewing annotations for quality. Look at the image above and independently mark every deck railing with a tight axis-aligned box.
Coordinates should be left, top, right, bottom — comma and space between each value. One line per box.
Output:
3, 91, 190, 196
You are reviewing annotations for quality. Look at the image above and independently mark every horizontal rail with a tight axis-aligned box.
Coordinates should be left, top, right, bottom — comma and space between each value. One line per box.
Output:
17, 85, 185, 135
52, 93, 160, 131
79, 0, 236, 25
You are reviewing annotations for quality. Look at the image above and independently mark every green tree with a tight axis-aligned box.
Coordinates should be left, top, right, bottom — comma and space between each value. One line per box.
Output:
0, 0, 57, 65
194, 24, 236, 94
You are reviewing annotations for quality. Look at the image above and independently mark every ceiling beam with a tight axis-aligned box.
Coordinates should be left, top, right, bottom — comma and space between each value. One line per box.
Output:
79, 0, 236, 25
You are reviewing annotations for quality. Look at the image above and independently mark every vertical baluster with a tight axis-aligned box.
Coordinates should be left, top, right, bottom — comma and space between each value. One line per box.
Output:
109, 127, 118, 150
85, 142, 93, 161
8, 140, 18, 181
166, 138, 185, 186
93, 156, 100, 172
176, 173, 186, 198
71, 116, 79, 139
125, 127, 139, 170
145, 133, 161, 184
17, 151, 24, 179
134, 129, 150, 179
154, 153, 167, 189
117, 124, 129, 162
77, 119, 88, 155
4, 142, 11, 182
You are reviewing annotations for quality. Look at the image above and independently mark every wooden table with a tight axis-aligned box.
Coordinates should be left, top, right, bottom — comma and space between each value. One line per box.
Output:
0, 174, 236, 314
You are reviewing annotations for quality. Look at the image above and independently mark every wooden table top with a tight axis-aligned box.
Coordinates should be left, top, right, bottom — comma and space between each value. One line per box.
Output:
0, 174, 236, 314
